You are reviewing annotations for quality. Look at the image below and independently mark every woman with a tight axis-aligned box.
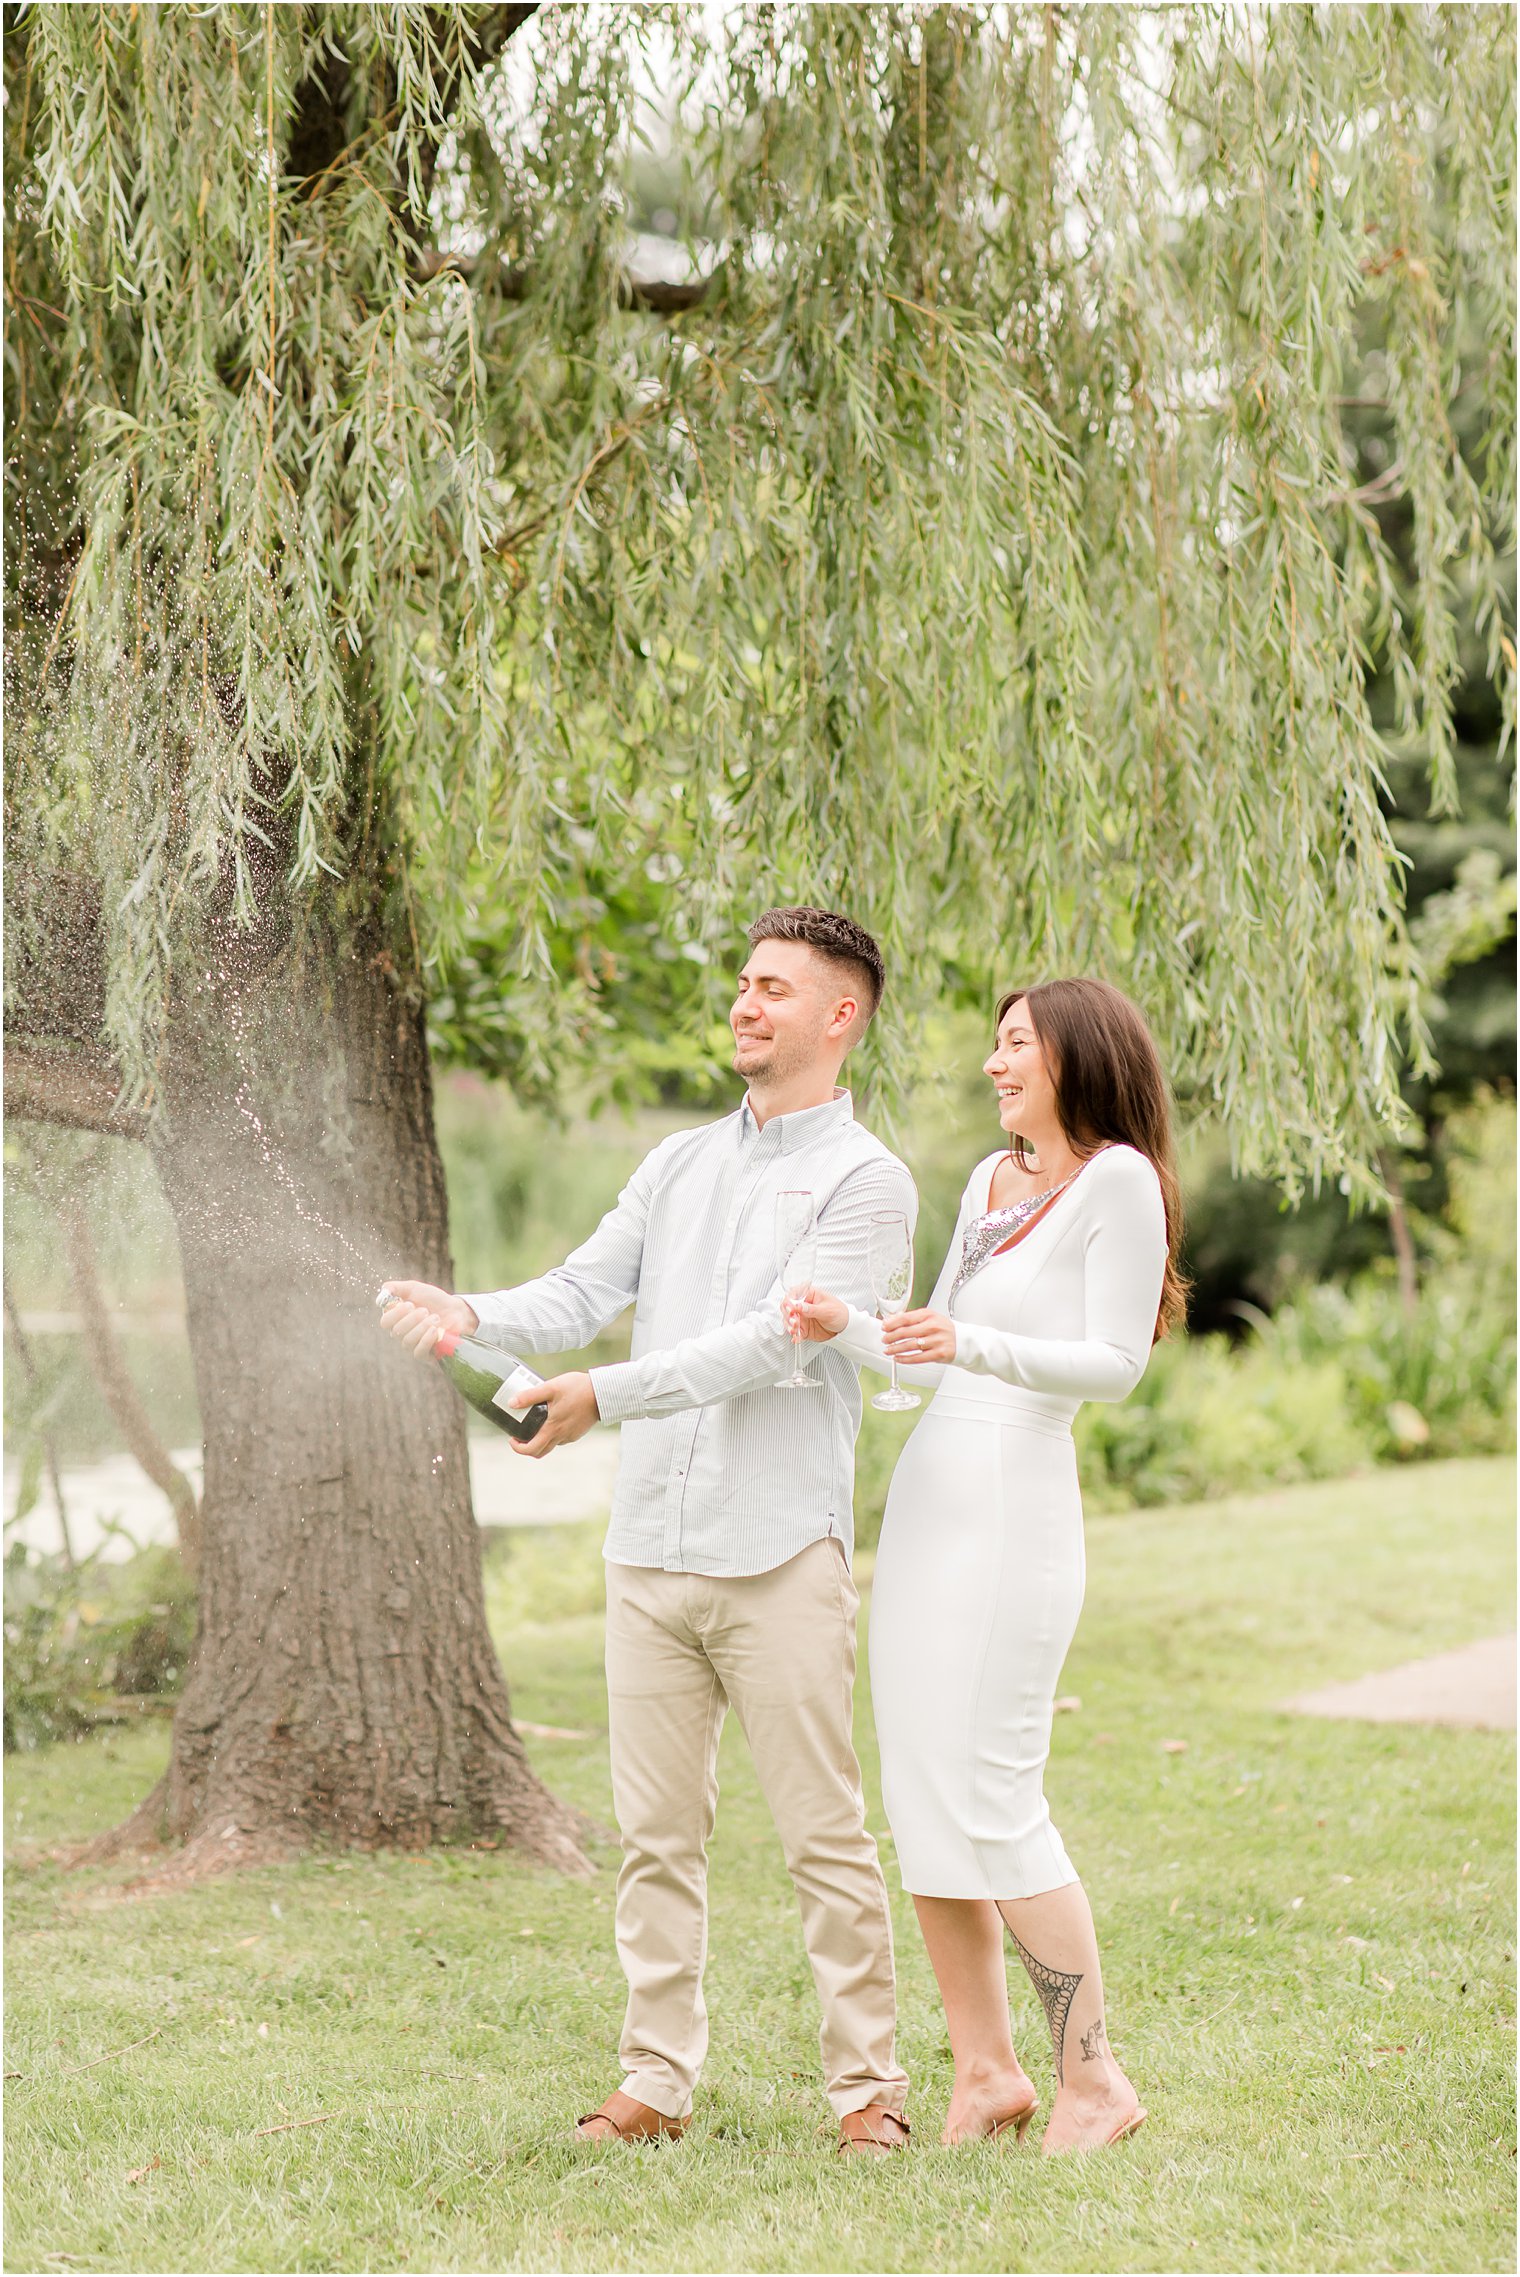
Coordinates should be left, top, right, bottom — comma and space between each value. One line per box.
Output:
787, 978, 1186, 2155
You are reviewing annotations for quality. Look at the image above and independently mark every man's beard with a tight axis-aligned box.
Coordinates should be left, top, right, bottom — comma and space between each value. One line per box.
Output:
732, 1026, 821, 1089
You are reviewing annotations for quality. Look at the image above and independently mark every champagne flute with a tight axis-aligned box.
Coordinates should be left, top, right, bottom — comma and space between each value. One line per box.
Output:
775, 1189, 823, 1390
868, 1211, 921, 1413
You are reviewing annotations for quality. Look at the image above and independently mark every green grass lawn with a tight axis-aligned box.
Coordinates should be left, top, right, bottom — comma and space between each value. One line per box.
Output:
5, 1458, 1515, 2274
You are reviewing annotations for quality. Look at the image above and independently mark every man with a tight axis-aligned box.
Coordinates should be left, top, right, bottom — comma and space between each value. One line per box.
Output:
381, 907, 916, 2154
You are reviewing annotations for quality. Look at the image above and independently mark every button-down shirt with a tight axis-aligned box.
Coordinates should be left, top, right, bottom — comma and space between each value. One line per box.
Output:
461, 1090, 916, 1575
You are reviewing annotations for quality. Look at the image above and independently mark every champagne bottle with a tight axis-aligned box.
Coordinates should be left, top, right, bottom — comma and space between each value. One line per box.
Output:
376, 1288, 550, 1444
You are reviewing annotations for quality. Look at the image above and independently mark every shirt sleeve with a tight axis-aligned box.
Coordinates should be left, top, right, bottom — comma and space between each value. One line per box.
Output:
950, 1151, 1167, 1401
831, 1165, 981, 1387
591, 1154, 919, 1423
458, 1138, 675, 1354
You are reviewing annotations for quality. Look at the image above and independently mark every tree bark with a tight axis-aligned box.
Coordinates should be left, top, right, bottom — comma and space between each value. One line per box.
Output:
69, 904, 593, 1886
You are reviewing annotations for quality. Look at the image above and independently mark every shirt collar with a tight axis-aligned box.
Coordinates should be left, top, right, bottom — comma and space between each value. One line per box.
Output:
737, 1087, 854, 1154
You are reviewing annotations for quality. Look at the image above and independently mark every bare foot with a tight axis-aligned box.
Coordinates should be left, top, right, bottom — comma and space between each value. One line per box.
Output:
942, 2062, 1038, 2145
1039, 2073, 1146, 2156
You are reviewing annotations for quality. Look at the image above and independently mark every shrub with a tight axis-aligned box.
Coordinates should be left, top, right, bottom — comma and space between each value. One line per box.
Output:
1259, 1273, 1515, 1463
479, 1519, 609, 1630
1076, 1332, 1377, 1511
3, 1544, 197, 1752
1258, 1096, 1515, 1463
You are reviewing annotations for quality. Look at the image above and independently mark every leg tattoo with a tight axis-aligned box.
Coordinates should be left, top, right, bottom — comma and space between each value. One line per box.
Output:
1007, 1928, 1084, 2085
1078, 2017, 1107, 2063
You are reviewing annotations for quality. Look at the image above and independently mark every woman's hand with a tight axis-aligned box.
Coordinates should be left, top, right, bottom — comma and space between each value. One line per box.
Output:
783, 1285, 848, 1342
880, 1307, 957, 1364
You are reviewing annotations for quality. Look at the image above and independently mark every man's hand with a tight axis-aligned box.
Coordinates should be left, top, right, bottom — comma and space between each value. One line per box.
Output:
879, 1307, 956, 1364
511, 1372, 600, 1459
379, 1279, 478, 1357
782, 1283, 848, 1342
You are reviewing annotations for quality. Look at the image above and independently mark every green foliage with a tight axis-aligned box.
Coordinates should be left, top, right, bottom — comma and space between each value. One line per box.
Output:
1411, 848, 1518, 1012
1080, 1097, 1515, 1510
1258, 1273, 1514, 1464
480, 1521, 609, 1632
1440, 1086, 1519, 1283
1255, 1093, 1517, 1466
426, 854, 736, 1111
1339, 239, 1519, 1117
1178, 1121, 1394, 1326
432, 1078, 685, 1331
3, 1544, 197, 1754
1076, 1336, 1378, 1514
6, 7, 1515, 1190
0, 1317, 201, 1469
850, 1397, 922, 1557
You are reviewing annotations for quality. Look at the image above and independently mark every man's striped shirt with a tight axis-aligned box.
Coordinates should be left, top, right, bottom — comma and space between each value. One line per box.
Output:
462, 1089, 916, 1575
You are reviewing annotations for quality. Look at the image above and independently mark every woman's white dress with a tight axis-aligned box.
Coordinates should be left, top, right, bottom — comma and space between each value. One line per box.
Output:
836, 1143, 1166, 1900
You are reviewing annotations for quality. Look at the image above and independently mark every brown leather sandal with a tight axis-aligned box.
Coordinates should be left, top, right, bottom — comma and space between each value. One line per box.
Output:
573, 2089, 690, 2144
837, 2104, 911, 2155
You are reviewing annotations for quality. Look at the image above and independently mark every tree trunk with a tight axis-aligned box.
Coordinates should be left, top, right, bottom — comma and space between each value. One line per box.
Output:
78, 907, 593, 1886
1376, 1145, 1420, 1325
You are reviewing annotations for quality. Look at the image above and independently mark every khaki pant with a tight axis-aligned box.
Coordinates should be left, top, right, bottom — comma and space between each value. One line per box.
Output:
603, 1538, 909, 2121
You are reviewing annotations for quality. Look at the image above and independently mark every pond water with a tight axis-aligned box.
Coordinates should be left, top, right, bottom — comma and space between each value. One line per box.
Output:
3, 1424, 622, 1564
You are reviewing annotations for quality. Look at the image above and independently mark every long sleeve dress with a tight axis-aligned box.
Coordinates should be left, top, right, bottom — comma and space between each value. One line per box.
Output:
835, 1142, 1167, 1899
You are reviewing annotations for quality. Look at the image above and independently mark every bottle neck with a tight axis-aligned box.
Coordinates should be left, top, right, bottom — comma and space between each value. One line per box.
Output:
434, 1329, 462, 1360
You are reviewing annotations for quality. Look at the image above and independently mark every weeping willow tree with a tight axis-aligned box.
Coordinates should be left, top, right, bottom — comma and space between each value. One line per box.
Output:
5, 3, 1513, 1879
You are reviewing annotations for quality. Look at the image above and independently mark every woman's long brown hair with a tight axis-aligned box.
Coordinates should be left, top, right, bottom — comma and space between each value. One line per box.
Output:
995, 978, 1189, 1341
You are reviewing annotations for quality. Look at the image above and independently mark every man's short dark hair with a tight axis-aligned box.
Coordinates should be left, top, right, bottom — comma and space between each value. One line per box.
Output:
746, 907, 885, 1019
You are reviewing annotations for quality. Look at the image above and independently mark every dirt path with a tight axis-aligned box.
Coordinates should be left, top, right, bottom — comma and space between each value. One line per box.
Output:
1284, 1633, 1516, 1732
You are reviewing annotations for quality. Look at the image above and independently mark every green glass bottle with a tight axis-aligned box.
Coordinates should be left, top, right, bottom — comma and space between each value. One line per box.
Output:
376, 1288, 550, 1444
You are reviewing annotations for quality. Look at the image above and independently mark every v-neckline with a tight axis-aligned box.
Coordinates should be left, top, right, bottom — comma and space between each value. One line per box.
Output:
977, 1146, 1108, 1262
